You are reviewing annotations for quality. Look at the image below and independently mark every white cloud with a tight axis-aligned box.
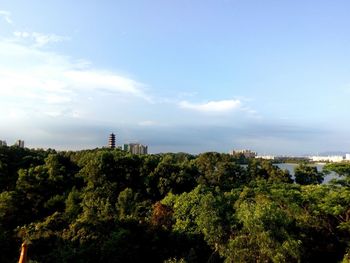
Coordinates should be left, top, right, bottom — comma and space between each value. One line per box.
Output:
0, 10, 13, 24
13, 31, 69, 47
138, 120, 157, 126
179, 99, 242, 113
0, 40, 150, 120
13, 31, 29, 38
64, 70, 147, 98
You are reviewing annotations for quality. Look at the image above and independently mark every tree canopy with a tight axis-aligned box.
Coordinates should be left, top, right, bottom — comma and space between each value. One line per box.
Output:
0, 145, 349, 262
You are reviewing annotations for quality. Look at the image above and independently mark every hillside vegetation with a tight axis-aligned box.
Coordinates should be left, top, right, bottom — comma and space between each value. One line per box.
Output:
0, 146, 349, 262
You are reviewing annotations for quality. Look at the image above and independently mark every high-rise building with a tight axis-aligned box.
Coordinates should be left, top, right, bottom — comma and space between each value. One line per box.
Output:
0, 140, 7, 146
123, 143, 148, 154
108, 133, 116, 148
15, 140, 24, 148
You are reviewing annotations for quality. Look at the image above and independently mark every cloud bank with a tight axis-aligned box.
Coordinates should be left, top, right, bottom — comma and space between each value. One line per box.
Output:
0, 39, 150, 120
179, 99, 242, 113
13, 31, 69, 47
0, 10, 268, 152
0, 10, 13, 24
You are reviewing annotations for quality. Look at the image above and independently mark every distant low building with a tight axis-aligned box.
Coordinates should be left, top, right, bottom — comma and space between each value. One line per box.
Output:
14, 140, 24, 148
256, 155, 275, 160
311, 155, 344, 163
231, 149, 257, 158
123, 143, 148, 155
0, 140, 7, 146
346, 154, 350, 161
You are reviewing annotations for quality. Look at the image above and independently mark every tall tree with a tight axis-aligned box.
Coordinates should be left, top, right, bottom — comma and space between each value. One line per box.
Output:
295, 164, 324, 185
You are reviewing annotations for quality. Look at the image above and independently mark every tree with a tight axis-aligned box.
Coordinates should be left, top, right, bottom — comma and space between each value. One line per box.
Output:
324, 163, 350, 186
247, 159, 293, 183
295, 163, 324, 185
195, 152, 247, 189
226, 194, 301, 262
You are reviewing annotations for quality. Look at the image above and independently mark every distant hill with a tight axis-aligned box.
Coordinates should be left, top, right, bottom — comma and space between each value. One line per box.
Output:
318, 151, 349, 156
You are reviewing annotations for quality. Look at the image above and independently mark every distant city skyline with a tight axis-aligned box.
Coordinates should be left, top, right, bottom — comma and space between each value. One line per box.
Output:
1, 1, 350, 155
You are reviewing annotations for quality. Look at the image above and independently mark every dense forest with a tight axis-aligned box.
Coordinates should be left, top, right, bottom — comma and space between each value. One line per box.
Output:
0, 146, 349, 262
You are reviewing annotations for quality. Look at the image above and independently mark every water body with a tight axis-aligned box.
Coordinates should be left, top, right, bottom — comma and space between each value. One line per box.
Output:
275, 163, 340, 183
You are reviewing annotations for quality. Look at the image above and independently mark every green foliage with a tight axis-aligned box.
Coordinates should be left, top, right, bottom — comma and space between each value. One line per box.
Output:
294, 163, 324, 185
164, 257, 187, 263
228, 193, 301, 262
324, 162, 350, 177
65, 187, 82, 219
324, 162, 350, 187
195, 152, 249, 190
0, 148, 349, 262
116, 187, 151, 220
247, 159, 293, 183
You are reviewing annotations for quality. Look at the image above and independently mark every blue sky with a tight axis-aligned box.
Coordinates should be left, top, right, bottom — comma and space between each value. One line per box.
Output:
1, 0, 350, 155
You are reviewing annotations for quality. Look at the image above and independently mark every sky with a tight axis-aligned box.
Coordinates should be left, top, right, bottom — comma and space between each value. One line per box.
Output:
1, 0, 350, 155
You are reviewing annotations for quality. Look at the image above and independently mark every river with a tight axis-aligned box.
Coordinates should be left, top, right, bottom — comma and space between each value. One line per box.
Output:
274, 163, 340, 183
